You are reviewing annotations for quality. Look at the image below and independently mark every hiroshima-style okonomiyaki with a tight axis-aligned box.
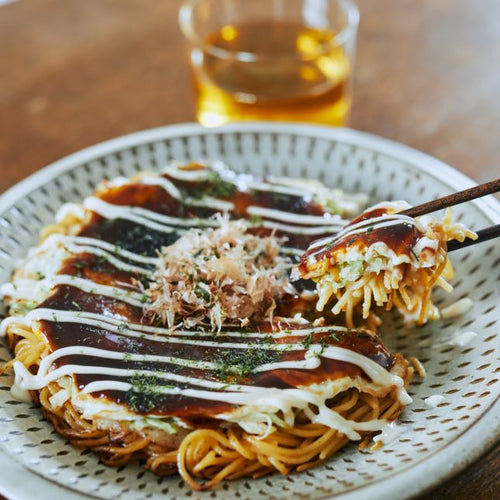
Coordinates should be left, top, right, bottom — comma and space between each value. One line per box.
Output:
294, 202, 477, 327
1, 161, 472, 490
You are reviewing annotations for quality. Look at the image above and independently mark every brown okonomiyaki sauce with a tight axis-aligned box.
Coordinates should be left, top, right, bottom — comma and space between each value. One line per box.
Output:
34, 169, 395, 419
298, 206, 421, 274
345, 206, 421, 254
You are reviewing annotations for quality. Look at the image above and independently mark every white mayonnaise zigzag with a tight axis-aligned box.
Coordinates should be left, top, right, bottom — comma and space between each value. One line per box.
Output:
83, 197, 347, 236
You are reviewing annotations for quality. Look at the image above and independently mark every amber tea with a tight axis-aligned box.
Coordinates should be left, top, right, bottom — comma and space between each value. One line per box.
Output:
189, 20, 352, 127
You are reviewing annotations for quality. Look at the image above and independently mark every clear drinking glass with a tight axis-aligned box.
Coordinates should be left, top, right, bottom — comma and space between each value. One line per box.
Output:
179, 0, 359, 127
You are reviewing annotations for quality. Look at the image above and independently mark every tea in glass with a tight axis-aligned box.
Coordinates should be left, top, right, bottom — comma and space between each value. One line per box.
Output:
179, 0, 359, 127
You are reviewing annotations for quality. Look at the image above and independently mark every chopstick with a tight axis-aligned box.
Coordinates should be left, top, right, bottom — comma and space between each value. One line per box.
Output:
390, 178, 500, 251
397, 178, 500, 252
400, 178, 500, 218
447, 224, 500, 252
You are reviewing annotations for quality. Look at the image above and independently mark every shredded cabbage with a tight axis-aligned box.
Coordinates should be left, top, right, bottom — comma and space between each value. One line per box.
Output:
131, 417, 178, 434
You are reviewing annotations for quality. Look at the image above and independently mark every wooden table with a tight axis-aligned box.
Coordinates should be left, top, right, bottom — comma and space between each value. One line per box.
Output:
0, 0, 498, 498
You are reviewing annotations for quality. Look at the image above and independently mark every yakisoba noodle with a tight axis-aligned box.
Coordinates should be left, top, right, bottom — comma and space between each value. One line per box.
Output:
1, 163, 412, 490
295, 201, 477, 327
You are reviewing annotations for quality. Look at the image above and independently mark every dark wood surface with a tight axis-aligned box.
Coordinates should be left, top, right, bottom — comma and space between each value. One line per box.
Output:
0, 0, 498, 498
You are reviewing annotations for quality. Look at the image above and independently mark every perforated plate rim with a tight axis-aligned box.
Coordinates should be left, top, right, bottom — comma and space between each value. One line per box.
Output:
0, 122, 498, 500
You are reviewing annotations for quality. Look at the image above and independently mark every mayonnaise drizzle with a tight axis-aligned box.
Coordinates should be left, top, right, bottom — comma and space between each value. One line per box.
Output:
372, 420, 406, 446
3, 275, 147, 308
160, 164, 364, 218
84, 197, 207, 231
12, 343, 405, 393
247, 205, 345, 226
440, 298, 473, 319
55, 203, 85, 222
162, 165, 214, 182
84, 197, 346, 237
159, 170, 348, 227
424, 395, 446, 408
140, 176, 235, 212
39, 234, 159, 266
61, 243, 151, 275
1, 308, 356, 339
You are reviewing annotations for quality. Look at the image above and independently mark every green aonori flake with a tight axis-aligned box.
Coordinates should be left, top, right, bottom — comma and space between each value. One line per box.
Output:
185, 171, 237, 199
319, 337, 329, 355
215, 345, 280, 382
125, 373, 164, 413
194, 285, 211, 302
206, 172, 237, 198
117, 322, 129, 333
301, 332, 314, 349
249, 214, 263, 226
330, 331, 343, 342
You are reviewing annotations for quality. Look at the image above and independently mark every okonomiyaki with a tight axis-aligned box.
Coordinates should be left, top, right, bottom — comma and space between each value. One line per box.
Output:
1, 162, 413, 490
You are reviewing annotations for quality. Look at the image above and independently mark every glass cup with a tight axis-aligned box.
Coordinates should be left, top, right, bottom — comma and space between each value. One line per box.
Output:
179, 0, 359, 127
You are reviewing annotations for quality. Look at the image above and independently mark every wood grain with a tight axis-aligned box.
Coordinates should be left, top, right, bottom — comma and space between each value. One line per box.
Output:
0, 1, 498, 498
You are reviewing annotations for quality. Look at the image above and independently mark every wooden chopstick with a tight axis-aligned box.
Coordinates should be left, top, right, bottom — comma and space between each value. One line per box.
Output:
447, 224, 500, 252
396, 179, 500, 251
400, 178, 500, 218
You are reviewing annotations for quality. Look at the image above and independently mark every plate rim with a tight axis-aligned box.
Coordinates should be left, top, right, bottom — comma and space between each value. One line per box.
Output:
0, 122, 498, 500
1, 122, 499, 220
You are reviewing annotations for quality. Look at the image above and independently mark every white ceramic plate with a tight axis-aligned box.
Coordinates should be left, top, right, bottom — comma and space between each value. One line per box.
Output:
0, 123, 498, 500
